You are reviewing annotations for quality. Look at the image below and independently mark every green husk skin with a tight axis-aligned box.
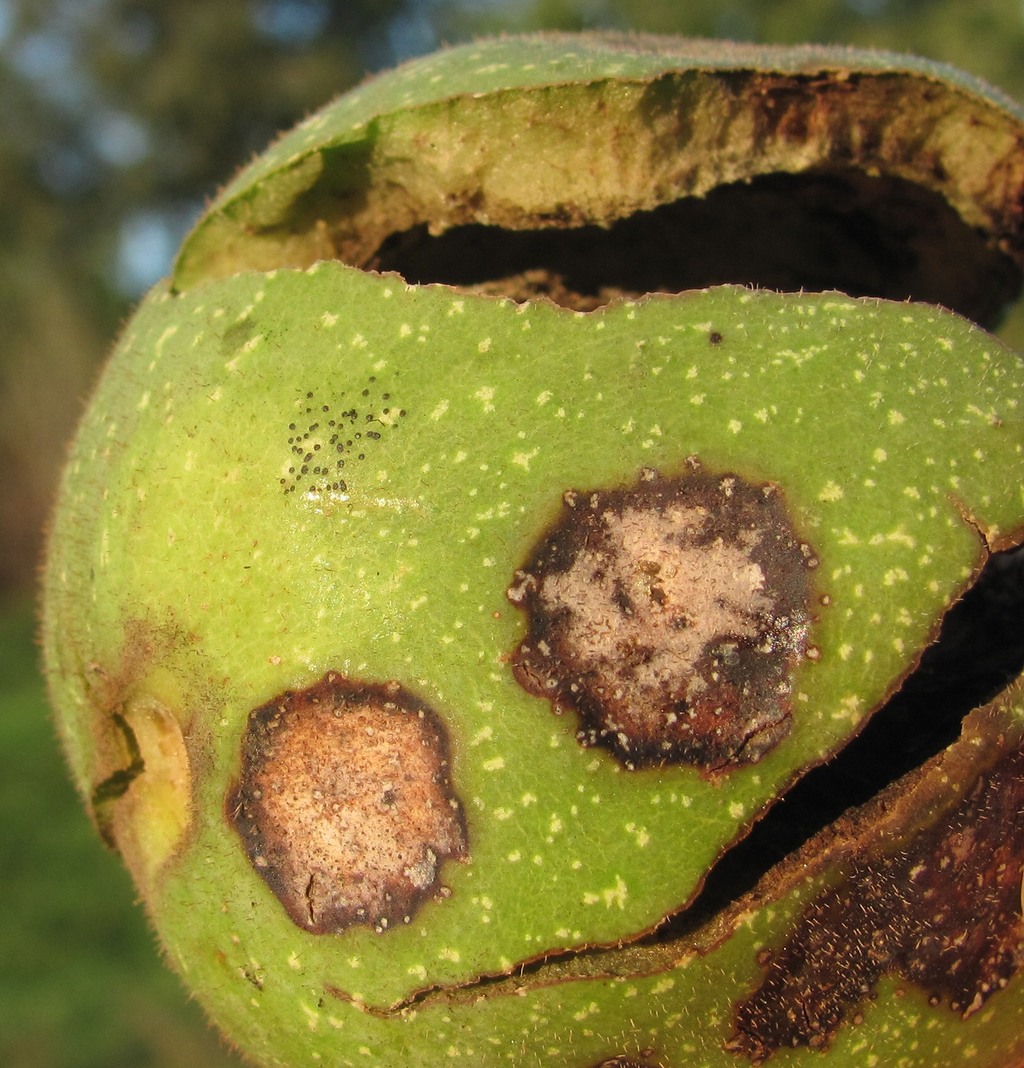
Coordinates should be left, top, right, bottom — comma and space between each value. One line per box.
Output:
174, 34, 1024, 294
42, 34, 1024, 1068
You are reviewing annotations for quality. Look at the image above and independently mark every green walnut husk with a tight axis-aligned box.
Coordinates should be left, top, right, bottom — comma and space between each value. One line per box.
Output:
43, 33, 1024, 1068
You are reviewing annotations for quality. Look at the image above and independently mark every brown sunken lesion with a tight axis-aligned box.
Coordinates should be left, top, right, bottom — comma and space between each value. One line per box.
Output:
506, 463, 819, 772
727, 733, 1024, 1063
227, 672, 467, 934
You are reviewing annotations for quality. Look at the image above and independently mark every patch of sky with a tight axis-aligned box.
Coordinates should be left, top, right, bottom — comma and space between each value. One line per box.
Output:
252, 0, 329, 45
10, 28, 87, 107
845, 0, 891, 14
110, 8, 158, 57
387, 7, 439, 64
90, 108, 150, 168
361, 0, 537, 71
37, 141, 93, 197
453, 0, 534, 13
116, 204, 202, 296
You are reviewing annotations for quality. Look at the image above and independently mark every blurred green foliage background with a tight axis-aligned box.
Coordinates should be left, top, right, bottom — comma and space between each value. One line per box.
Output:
2, 1, 1023, 1065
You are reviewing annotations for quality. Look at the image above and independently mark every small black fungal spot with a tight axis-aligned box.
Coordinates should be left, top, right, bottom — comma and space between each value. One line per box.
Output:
280, 382, 408, 497
709, 330, 724, 345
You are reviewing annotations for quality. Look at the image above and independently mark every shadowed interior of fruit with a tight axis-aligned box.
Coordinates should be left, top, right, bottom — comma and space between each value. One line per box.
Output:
175, 63, 1024, 329
373, 170, 1020, 325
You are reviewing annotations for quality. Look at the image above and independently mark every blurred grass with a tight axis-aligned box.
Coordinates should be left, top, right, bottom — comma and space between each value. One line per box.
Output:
0, 602, 246, 1068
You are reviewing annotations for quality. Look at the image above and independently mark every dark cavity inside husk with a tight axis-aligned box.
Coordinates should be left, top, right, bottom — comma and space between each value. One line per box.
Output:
373, 169, 1019, 327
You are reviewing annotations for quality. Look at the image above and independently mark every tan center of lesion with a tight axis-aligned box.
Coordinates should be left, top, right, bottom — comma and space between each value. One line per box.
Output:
544, 504, 775, 706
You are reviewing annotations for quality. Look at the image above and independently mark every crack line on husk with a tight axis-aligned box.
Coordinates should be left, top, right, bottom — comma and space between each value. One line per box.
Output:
328, 540, 1024, 1017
